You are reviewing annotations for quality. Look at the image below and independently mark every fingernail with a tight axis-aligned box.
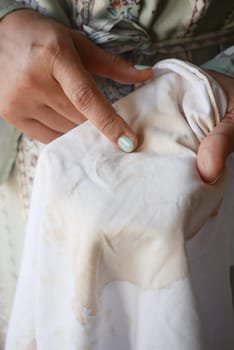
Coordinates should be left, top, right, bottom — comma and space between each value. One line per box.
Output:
198, 150, 222, 185
117, 135, 134, 153
134, 64, 150, 70
207, 174, 221, 185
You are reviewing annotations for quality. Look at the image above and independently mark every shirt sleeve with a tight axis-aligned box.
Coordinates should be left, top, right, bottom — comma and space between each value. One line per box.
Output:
0, 0, 72, 25
202, 46, 234, 78
0, 0, 26, 19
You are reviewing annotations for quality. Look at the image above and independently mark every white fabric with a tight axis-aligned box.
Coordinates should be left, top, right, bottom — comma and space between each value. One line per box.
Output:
186, 155, 234, 350
0, 136, 43, 349
5, 59, 234, 350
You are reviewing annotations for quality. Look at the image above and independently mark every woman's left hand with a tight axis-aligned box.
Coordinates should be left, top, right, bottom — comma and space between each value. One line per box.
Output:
197, 70, 234, 183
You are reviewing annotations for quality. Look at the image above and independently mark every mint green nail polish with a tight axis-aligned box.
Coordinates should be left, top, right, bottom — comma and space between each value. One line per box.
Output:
134, 64, 150, 70
118, 136, 134, 153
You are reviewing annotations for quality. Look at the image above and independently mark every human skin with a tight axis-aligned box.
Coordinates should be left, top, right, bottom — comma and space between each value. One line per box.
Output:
0, 10, 233, 183
197, 70, 234, 183
0, 9, 152, 148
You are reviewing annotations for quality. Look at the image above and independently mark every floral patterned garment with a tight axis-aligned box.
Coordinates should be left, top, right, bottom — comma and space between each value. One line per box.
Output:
0, 0, 233, 348
12, 0, 234, 59
10, 0, 234, 101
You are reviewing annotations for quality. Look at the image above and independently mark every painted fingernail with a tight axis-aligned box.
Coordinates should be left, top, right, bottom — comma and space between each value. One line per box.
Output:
117, 135, 134, 153
134, 64, 150, 70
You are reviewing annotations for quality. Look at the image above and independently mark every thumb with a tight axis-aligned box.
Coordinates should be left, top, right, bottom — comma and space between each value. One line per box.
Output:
197, 113, 234, 183
71, 30, 153, 84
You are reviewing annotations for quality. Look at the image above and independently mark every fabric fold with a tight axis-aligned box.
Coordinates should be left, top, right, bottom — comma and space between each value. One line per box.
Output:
6, 59, 227, 350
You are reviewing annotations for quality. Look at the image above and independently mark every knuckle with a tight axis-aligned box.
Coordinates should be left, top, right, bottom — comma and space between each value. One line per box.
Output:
19, 70, 36, 89
43, 40, 63, 65
225, 116, 234, 124
71, 85, 96, 112
104, 54, 122, 75
38, 29, 68, 67
45, 37, 63, 59
108, 53, 122, 66
97, 114, 116, 134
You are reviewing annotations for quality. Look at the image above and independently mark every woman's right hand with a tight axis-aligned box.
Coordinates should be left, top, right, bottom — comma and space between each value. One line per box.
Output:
0, 9, 152, 150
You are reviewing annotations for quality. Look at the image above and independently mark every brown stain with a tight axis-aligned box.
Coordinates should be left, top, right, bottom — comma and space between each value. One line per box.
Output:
72, 226, 189, 324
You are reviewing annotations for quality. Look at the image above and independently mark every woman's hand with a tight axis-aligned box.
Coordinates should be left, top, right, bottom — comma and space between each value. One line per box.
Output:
197, 70, 234, 183
0, 9, 152, 149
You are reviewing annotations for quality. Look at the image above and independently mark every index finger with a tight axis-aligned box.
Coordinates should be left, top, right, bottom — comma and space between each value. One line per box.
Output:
52, 47, 137, 152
